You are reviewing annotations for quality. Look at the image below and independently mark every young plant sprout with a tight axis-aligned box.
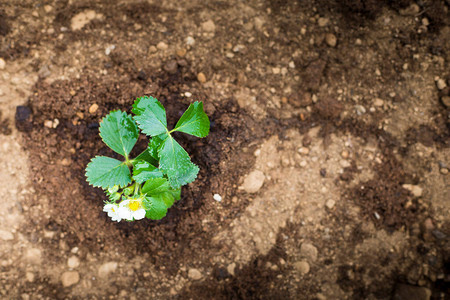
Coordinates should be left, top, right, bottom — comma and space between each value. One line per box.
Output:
85, 96, 210, 221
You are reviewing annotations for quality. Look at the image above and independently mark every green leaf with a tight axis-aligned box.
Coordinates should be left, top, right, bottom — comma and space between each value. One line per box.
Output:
147, 135, 165, 161
169, 188, 181, 201
85, 156, 131, 189
132, 161, 163, 184
99, 110, 139, 157
158, 136, 199, 188
134, 149, 158, 166
141, 177, 170, 194
132, 96, 168, 137
156, 189, 181, 207
173, 101, 210, 137
143, 196, 168, 220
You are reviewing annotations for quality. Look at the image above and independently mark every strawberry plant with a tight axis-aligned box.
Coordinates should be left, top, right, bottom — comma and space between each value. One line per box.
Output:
85, 96, 210, 222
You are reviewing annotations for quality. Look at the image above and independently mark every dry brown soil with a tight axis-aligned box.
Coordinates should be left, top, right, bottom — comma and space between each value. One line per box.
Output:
0, 0, 449, 299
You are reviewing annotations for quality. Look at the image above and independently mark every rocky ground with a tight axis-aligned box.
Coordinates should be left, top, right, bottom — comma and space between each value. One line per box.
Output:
0, 0, 449, 299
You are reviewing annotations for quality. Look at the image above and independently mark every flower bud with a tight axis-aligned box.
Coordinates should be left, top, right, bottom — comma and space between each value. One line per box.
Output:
108, 185, 119, 194
109, 192, 121, 201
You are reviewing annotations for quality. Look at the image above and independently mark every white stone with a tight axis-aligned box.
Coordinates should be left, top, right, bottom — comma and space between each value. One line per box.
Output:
213, 194, 222, 202
44, 120, 53, 128
67, 256, 80, 268
241, 170, 265, 193
105, 45, 115, 55
186, 36, 195, 46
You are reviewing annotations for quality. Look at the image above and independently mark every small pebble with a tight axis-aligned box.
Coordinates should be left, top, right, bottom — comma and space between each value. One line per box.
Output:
293, 260, 310, 275
61, 271, 80, 287
241, 170, 265, 193
44, 120, 53, 128
0, 58, 5, 70
202, 20, 216, 32
374, 98, 384, 107
355, 105, 366, 115
26, 272, 35, 282
399, 4, 420, 16
67, 256, 80, 269
186, 36, 195, 46
402, 184, 423, 197
52, 118, 59, 128
197, 72, 207, 83
176, 48, 187, 57
300, 243, 318, 262
317, 17, 329, 27
98, 262, 118, 278
436, 78, 447, 90
326, 199, 335, 209
325, 33, 337, 47
440, 168, 448, 175
156, 41, 168, 50
0, 230, 14, 241
184, 92, 192, 98
105, 45, 115, 55
341, 150, 349, 159
298, 147, 310, 155
188, 268, 202, 280
227, 263, 236, 276
441, 96, 450, 108
213, 194, 222, 202
89, 103, 98, 114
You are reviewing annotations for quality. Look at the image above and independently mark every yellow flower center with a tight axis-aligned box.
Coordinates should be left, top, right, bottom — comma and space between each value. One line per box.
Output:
128, 200, 141, 211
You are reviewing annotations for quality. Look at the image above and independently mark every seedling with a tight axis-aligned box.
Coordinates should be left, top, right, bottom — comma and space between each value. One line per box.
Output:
85, 96, 210, 222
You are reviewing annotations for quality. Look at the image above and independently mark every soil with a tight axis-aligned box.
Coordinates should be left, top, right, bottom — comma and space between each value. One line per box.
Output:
0, 0, 449, 299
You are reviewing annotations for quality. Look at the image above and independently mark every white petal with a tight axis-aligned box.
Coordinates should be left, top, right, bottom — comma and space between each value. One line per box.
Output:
117, 206, 133, 221
103, 204, 115, 212
133, 208, 146, 220
111, 215, 122, 222
119, 200, 131, 207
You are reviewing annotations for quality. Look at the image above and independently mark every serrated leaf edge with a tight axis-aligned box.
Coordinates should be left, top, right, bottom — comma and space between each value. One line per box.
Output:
85, 156, 131, 189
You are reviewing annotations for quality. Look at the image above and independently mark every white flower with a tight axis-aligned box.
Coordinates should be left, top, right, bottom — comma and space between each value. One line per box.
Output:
117, 198, 146, 221
103, 203, 122, 222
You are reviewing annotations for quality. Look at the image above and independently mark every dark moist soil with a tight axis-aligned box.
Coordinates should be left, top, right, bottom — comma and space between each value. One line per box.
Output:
5, 0, 449, 298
